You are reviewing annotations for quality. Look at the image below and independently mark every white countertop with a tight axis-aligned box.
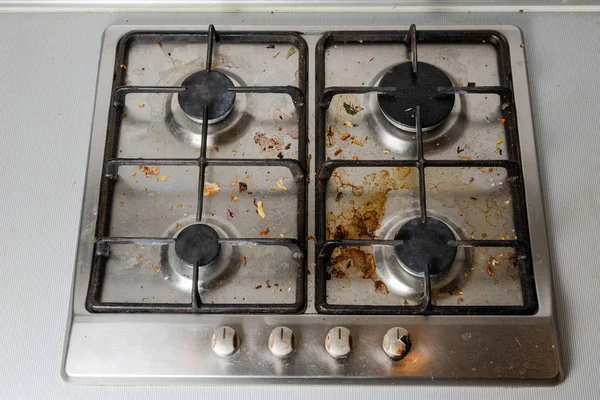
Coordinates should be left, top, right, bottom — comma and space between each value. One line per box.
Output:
0, 11, 598, 399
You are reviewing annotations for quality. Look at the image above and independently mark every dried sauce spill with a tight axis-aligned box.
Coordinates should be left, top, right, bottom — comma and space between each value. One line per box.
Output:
374, 280, 389, 294
326, 167, 415, 293
254, 132, 283, 152
329, 247, 376, 279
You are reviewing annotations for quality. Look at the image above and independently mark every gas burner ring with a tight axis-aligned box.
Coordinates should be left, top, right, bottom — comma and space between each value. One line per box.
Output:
162, 217, 239, 290
394, 217, 458, 277
177, 70, 236, 124
373, 212, 469, 296
174, 223, 221, 266
377, 61, 456, 133
163, 69, 249, 149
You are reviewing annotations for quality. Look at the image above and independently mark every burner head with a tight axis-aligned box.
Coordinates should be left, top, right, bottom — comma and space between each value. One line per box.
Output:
394, 217, 457, 276
178, 70, 236, 124
377, 62, 455, 132
174, 223, 221, 266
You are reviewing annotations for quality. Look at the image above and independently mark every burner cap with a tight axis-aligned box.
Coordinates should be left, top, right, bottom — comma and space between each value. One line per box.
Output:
175, 223, 221, 266
377, 62, 455, 132
394, 217, 457, 276
178, 70, 236, 124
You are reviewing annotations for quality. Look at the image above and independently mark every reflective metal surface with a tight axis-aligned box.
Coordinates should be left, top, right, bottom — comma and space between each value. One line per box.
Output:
63, 25, 561, 384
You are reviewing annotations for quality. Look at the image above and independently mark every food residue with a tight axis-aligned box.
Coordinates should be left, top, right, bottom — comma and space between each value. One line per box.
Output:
343, 102, 363, 116
259, 228, 270, 235
273, 51, 280, 59
374, 280, 389, 294
341, 133, 351, 141
138, 103, 145, 108
351, 138, 364, 147
203, 182, 220, 196
369, 57, 375, 62
256, 201, 266, 219
497, 139, 504, 145
499, 118, 506, 125
255, 285, 263, 290
119, 64, 127, 70
242, 256, 247, 266
286, 47, 296, 59
277, 179, 287, 191
160, 174, 169, 181
140, 165, 160, 177
334, 148, 343, 156
342, 121, 355, 128
131, 170, 137, 176
238, 182, 248, 193
449, 287, 463, 296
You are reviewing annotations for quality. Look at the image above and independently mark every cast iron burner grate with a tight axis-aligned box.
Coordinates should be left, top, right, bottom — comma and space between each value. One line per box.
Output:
315, 25, 538, 315
87, 25, 308, 314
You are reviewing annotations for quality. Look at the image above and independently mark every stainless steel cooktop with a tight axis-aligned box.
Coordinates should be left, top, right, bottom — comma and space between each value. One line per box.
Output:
62, 24, 562, 384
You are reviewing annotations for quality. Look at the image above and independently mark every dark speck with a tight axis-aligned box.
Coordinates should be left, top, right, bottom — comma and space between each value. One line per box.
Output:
168, 52, 171, 56
457, 146, 465, 154
277, 152, 284, 159
471, 197, 478, 200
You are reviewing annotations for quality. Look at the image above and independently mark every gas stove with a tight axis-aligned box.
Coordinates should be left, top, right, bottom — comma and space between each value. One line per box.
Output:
63, 24, 562, 384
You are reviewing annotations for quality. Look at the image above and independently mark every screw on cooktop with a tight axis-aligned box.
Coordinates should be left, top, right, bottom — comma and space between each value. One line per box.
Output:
382, 327, 411, 361
268, 326, 296, 358
325, 327, 353, 359
211, 326, 240, 357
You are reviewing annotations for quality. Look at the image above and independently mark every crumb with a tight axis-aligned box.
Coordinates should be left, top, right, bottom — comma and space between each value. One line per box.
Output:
203, 182, 220, 196
123, 220, 128, 225
213, 145, 220, 152
383, 149, 390, 154
351, 138, 364, 147
499, 118, 506, 125
242, 256, 247, 266
140, 165, 160, 177
259, 228, 270, 235
155, 178, 158, 182
497, 139, 504, 144
352, 155, 359, 160
520, 43, 525, 49
138, 103, 145, 108
277, 179, 287, 191
238, 182, 248, 193
306, 235, 316, 242
160, 174, 168, 181
256, 201, 266, 219
369, 56, 375, 62
121, 113, 127, 119
255, 285, 262, 289
469, 177, 475, 182
334, 148, 342, 156
177, 203, 182, 208
341, 133, 351, 141
119, 64, 127, 70
120, 199, 124, 206
342, 121, 355, 128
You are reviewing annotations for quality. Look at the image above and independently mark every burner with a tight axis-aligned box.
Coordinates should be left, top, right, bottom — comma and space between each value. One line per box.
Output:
178, 70, 236, 124
174, 223, 221, 266
377, 62, 455, 132
394, 217, 457, 276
